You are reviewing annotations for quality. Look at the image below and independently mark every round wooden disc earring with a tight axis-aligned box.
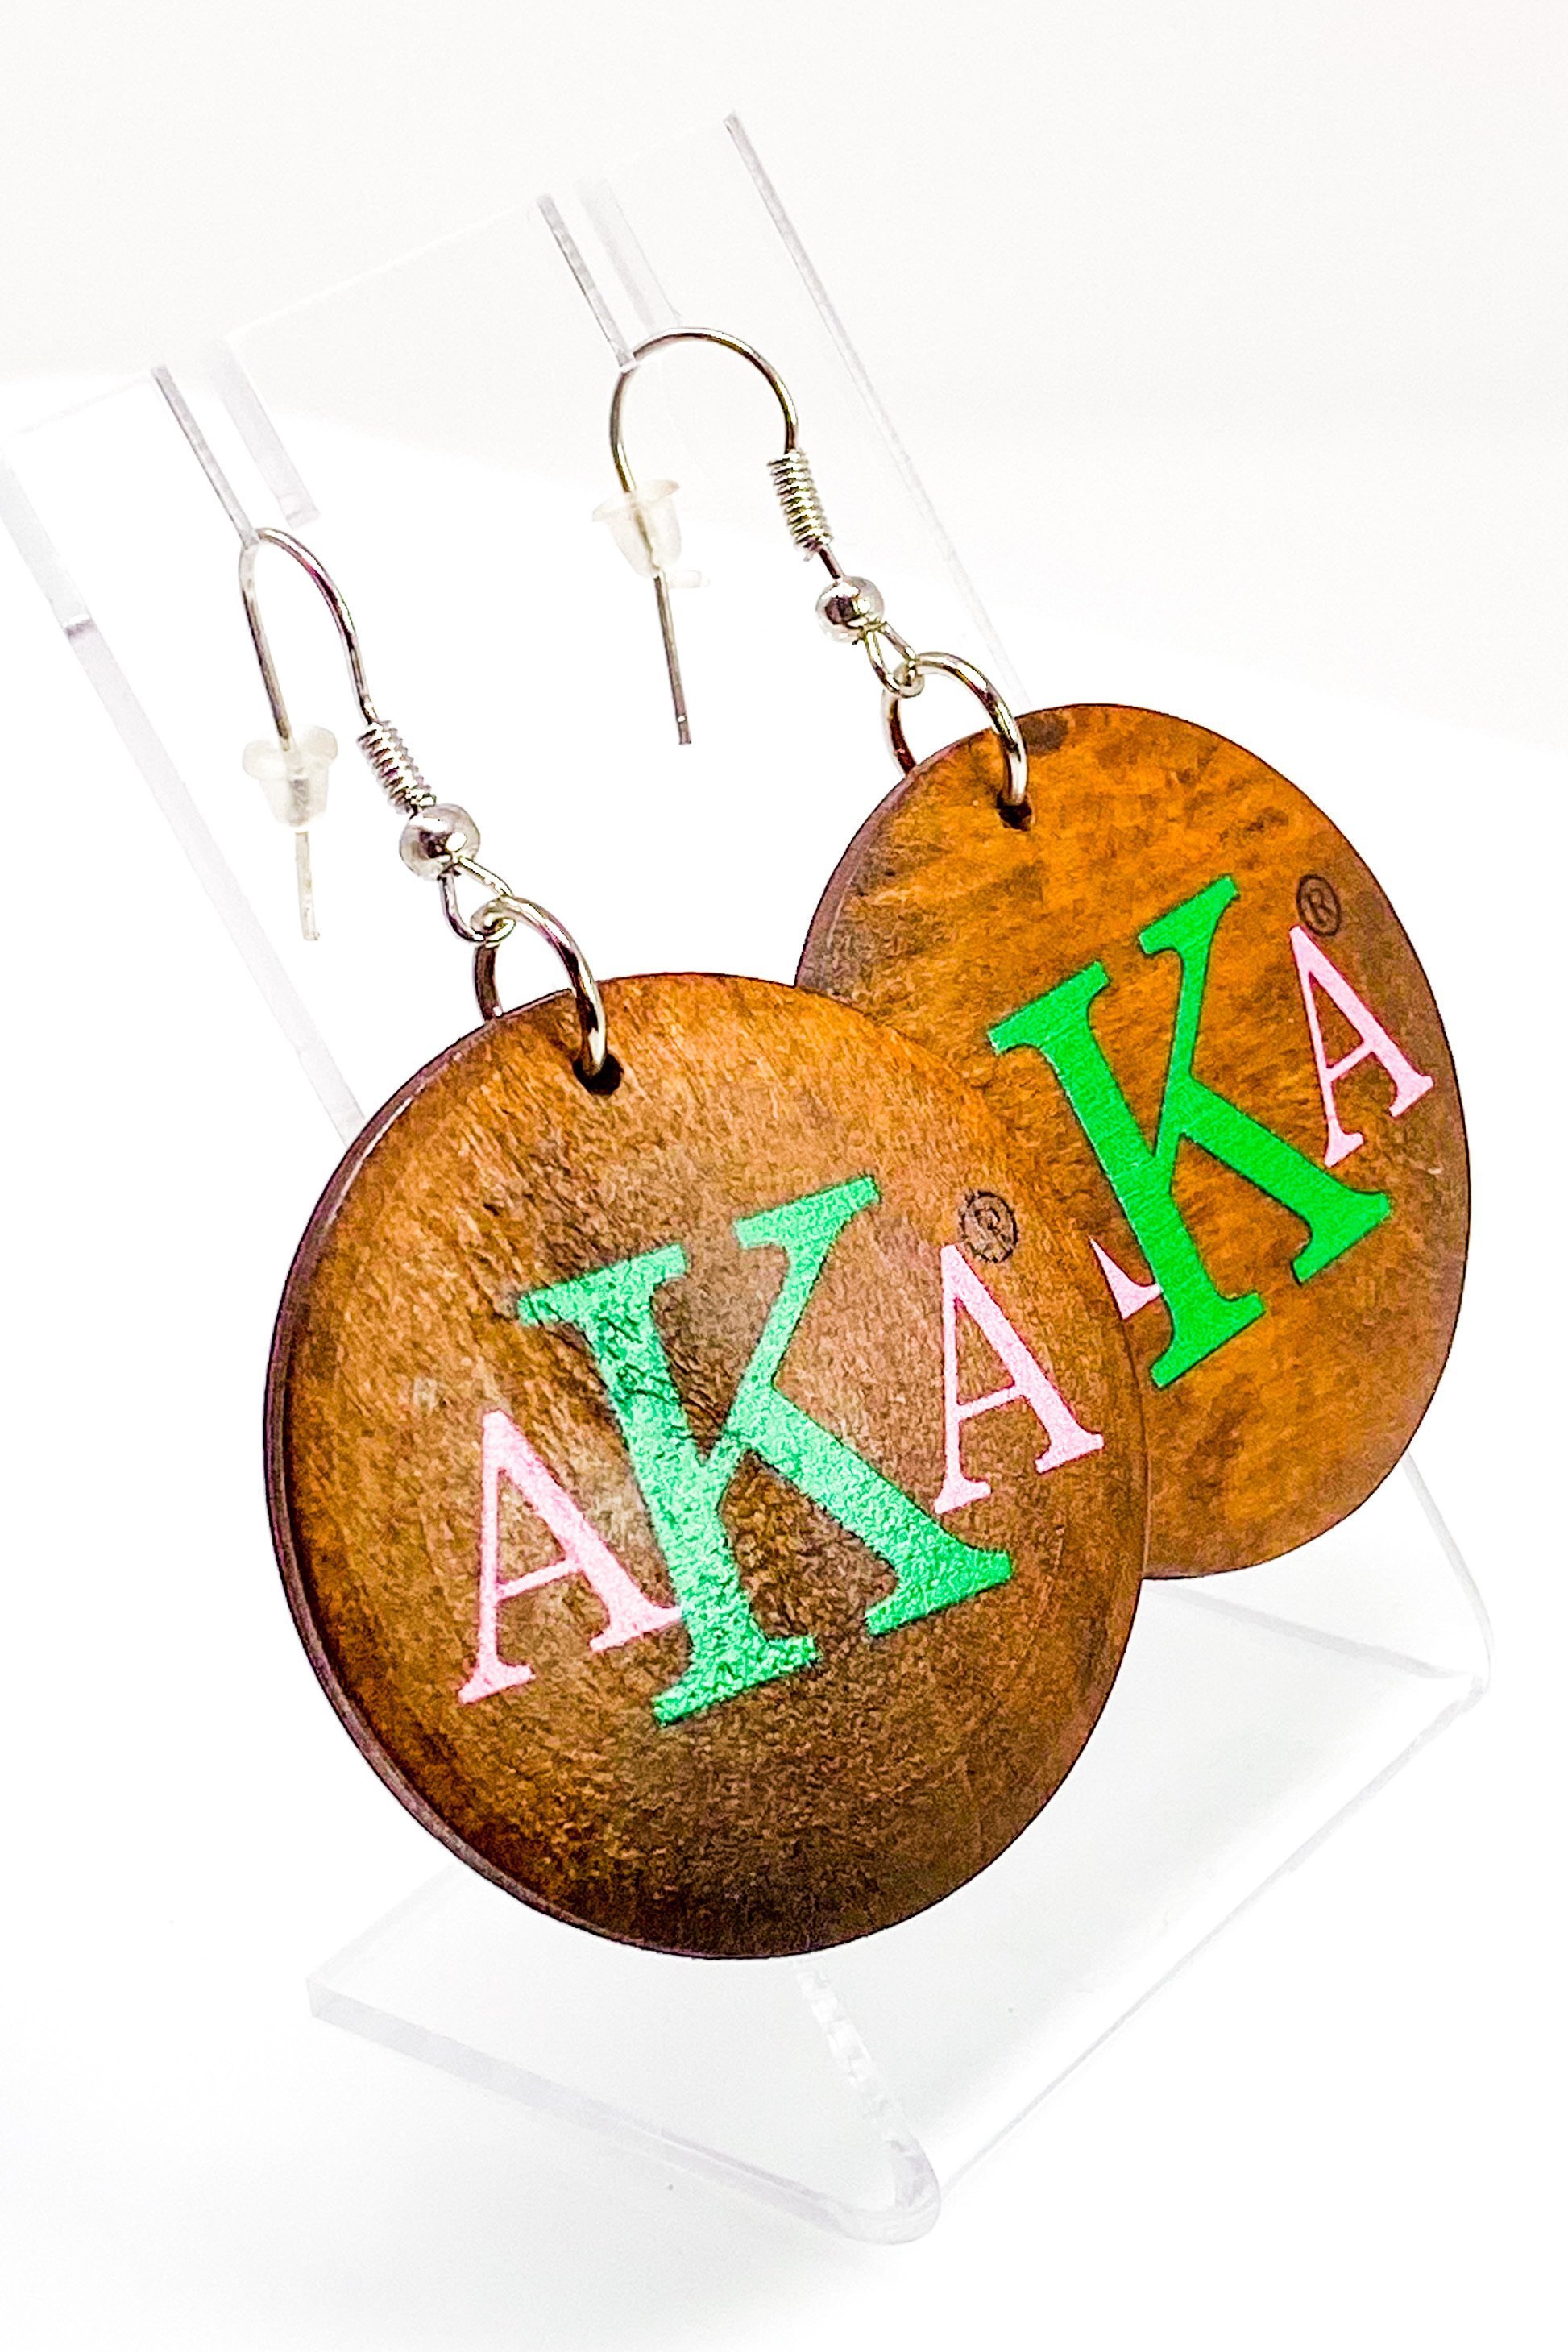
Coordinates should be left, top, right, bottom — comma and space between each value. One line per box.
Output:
799, 706, 1468, 1578
269, 973, 1147, 1958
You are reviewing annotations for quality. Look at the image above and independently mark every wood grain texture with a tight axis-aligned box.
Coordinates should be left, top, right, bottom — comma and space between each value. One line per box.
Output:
798, 707, 1468, 1577
268, 973, 1147, 1958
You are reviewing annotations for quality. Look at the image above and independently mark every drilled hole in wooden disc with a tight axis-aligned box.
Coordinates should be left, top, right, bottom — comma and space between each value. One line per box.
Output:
798, 707, 1468, 1578
268, 973, 1147, 1957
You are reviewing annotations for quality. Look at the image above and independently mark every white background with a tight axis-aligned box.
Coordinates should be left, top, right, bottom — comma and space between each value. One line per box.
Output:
0, 6, 1563, 2348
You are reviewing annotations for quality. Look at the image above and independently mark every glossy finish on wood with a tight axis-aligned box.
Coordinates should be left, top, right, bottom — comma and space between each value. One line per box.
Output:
799, 707, 1468, 1577
268, 974, 1147, 1957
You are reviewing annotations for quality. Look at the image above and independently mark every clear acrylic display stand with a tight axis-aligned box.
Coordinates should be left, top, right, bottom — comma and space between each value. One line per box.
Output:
0, 120, 1489, 2241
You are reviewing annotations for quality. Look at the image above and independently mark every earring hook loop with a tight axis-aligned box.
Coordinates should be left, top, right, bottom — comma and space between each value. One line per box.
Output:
608, 326, 802, 495
605, 330, 812, 746
239, 525, 381, 758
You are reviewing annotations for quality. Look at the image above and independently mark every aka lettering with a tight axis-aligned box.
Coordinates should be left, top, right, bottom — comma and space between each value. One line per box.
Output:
990, 876, 1435, 1387
461, 1176, 1102, 1720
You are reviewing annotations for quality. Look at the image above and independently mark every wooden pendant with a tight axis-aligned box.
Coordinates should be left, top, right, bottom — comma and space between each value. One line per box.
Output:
798, 707, 1468, 1578
268, 973, 1147, 1958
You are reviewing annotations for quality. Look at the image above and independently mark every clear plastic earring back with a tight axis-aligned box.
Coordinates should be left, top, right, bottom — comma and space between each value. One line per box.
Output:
592, 479, 683, 579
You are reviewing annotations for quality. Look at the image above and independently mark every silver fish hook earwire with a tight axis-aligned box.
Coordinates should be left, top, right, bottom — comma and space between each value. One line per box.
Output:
239, 548, 327, 941
599, 329, 802, 745
237, 528, 609, 1081
597, 327, 1031, 819
239, 527, 389, 938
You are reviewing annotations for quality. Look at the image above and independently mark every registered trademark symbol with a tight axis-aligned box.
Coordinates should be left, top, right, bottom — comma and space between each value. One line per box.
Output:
1296, 873, 1342, 937
960, 1190, 1018, 1263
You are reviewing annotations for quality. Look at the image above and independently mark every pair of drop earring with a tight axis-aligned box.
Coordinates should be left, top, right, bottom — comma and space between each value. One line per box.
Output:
251, 330, 1466, 1960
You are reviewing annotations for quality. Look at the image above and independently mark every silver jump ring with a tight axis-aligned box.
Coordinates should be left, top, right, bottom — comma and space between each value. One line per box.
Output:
472, 894, 611, 1085
882, 653, 1031, 815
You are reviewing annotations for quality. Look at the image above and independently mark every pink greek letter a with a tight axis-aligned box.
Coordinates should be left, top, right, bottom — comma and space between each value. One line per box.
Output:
458, 1409, 681, 1704
933, 1246, 1105, 1515
1089, 1237, 1164, 1321
1289, 926, 1434, 1168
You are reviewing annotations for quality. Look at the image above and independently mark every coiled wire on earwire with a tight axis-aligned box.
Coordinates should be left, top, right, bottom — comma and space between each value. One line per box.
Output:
358, 720, 434, 816
767, 449, 832, 557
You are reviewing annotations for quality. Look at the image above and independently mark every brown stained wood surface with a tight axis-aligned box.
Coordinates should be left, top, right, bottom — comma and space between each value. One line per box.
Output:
799, 707, 1468, 1577
268, 973, 1147, 1958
